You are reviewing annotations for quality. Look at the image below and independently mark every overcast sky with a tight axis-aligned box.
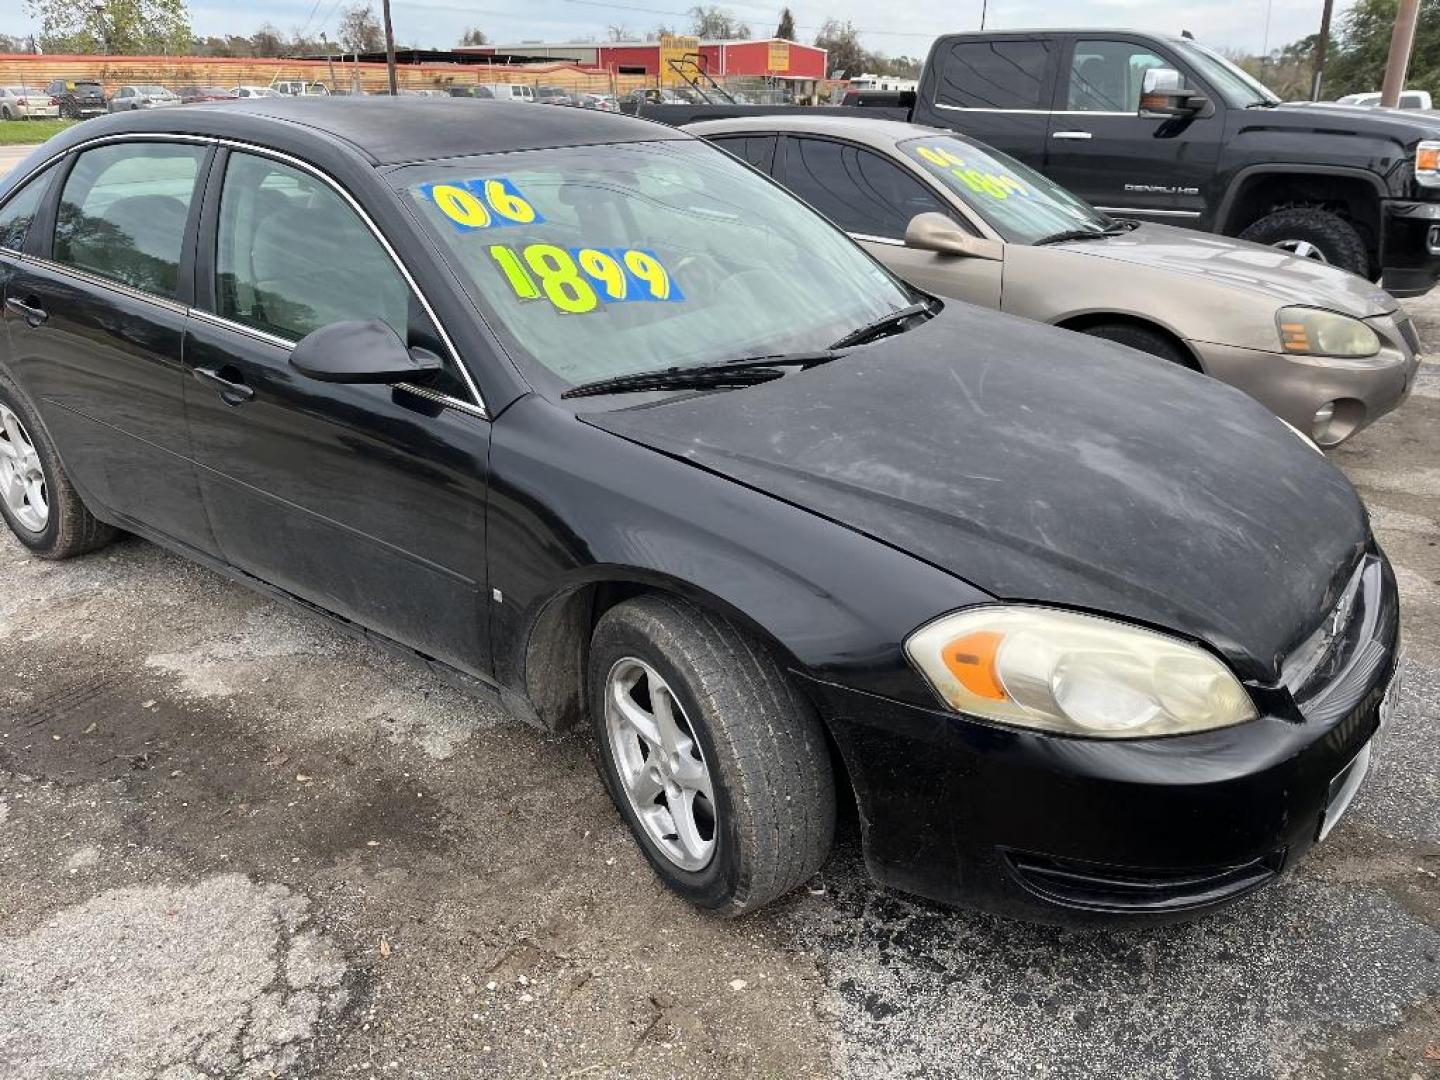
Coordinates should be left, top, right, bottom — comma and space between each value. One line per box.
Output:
10, 0, 1345, 59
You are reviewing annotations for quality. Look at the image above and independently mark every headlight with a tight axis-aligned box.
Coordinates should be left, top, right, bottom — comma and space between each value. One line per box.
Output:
905, 606, 1257, 738
1416, 140, 1440, 188
1277, 307, 1381, 358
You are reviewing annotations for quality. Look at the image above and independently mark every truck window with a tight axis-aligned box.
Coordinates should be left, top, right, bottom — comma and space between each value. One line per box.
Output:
934, 39, 1054, 110
1067, 41, 1169, 112
781, 137, 954, 240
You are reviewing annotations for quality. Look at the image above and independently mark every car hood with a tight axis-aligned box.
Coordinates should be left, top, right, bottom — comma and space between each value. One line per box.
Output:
582, 307, 1369, 683
1054, 223, 1397, 318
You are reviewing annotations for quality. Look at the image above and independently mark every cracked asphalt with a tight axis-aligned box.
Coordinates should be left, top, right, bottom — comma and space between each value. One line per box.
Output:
0, 142, 1437, 1073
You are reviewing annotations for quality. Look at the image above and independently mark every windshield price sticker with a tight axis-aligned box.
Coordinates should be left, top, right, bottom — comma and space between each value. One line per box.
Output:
488, 243, 684, 314
421, 177, 544, 231
916, 146, 1029, 201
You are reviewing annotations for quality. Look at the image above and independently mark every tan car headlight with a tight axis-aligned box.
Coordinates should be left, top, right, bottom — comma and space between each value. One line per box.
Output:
905, 606, 1257, 738
1277, 307, 1381, 359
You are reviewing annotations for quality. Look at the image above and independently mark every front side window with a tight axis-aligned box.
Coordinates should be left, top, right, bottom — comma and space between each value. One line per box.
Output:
935, 39, 1054, 110
0, 164, 55, 252
400, 139, 909, 389
53, 142, 204, 296
781, 137, 953, 239
1068, 41, 1169, 112
216, 152, 411, 343
900, 135, 1111, 244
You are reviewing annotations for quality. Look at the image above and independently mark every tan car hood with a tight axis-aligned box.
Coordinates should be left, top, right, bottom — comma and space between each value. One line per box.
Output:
1053, 223, 1396, 318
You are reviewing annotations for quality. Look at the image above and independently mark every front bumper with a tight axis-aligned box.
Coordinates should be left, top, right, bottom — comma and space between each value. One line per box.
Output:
1380, 199, 1440, 297
1192, 312, 1420, 446
802, 552, 1400, 925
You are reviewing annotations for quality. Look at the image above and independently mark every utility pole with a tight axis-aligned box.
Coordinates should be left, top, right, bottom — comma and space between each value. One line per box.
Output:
980, 0, 988, 31
1311, 0, 1334, 101
1380, 0, 1421, 107
381, 0, 398, 96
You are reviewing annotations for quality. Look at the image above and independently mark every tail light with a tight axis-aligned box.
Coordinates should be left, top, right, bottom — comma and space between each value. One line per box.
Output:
16, 97, 28, 106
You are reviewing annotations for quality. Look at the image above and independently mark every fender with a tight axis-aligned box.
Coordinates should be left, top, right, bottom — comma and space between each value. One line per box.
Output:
1212, 163, 1389, 236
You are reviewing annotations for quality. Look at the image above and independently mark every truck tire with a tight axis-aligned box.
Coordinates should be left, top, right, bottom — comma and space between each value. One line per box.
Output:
1238, 208, 1370, 277
1079, 323, 1199, 370
589, 593, 836, 916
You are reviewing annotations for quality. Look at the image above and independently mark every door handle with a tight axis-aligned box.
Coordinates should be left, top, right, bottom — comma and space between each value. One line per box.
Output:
1051, 130, 1094, 140
194, 366, 256, 406
4, 296, 48, 327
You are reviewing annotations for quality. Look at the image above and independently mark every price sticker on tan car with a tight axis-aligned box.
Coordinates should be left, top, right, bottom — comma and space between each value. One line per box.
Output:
916, 145, 1029, 200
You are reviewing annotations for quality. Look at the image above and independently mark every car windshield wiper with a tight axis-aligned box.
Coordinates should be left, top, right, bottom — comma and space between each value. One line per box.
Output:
828, 300, 936, 350
561, 351, 842, 399
1033, 224, 1129, 246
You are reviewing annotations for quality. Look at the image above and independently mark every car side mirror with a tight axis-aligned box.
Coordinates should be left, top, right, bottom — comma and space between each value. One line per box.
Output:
1138, 67, 1210, 117
904, 213, 1003, 260
289, 319, 442, 384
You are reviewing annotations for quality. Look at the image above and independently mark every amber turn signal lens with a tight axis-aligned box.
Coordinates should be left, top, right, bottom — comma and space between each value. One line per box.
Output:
941, 631, 1008, 701
1417, 145, 1440, 174
1279, 321, 1311, 352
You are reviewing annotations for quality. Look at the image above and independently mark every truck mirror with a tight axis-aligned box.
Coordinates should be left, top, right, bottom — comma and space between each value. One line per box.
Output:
1138, 67, 1208, 117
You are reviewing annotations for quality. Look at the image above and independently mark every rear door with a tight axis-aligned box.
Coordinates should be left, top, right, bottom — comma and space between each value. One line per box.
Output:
1044, 35, 1222, 224
923, 35, 1059, 169
3, 139, 217, 552
182, 147, 493, 674
772, 134, 1002, 308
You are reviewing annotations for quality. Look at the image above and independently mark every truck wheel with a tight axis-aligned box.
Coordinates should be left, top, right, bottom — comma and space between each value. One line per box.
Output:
0, 373, 115, 559
1238, 208, 1370, 277
1079, 323, 1199, 370
589, 594, 835, 916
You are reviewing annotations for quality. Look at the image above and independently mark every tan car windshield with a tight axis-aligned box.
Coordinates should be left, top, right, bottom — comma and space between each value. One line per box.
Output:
898, 135, 1112, 245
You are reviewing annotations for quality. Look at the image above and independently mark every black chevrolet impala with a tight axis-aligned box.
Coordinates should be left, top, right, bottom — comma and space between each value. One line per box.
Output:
0, 100, 1400, 922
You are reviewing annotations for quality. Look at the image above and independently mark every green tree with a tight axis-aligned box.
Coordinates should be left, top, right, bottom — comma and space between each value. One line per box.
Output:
1326, 0, 1440, 97
774, 7, 796, 41
26, 0, 192, 54
689, 6, 750, 40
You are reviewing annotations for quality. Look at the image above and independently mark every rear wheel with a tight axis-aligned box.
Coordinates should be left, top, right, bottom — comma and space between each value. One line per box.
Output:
1079, 322, 1198, 370
0, 375, 114, 559
589, 594, 835, 916
1238, 207, 1371, 277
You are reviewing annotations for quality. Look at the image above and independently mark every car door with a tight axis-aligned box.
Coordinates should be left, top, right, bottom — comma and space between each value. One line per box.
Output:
182, 147, 493, 676
773, 134, 1002, 308
1044, 36, 1222, 224
2, 139, 219, 553
925, 35, 1059, 169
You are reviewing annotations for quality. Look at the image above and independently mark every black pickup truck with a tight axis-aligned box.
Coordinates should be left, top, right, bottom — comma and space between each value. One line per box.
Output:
635, 29, 1440, 296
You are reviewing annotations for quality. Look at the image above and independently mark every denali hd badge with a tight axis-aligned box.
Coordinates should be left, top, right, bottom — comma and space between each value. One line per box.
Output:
1123, 183, 1201, 196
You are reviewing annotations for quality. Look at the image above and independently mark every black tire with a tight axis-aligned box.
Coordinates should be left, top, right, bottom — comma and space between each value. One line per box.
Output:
1237, 207, 1371, 277
1079, 322, 1198, 370
0, 107, 10, 121
588, 594, 835, 916
0, 371, 115, 559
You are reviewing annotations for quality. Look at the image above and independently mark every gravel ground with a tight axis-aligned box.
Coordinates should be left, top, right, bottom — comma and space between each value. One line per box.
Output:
0, 289, 1437, 1076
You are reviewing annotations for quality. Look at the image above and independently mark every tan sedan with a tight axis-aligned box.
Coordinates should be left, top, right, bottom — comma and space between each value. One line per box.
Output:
689, 115, 1422, 446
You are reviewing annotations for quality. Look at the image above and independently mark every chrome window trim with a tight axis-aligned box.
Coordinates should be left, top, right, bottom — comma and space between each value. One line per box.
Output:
3, 129, 489, 419
931, 103, 1153, 119
1095, 206, 1203, 218
850, 231, 905, 247
14, 251, 190, 315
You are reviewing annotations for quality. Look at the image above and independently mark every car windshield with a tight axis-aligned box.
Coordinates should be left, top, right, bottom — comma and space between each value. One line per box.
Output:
1170, 39, 1280, 107
897, 135, 1111, 244
398, 139, 911, 390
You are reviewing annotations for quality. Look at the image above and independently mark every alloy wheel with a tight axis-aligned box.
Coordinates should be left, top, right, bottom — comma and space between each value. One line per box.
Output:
0, 404, 48, 533
604, 656, 718, 871
1274, 239, 1328, 262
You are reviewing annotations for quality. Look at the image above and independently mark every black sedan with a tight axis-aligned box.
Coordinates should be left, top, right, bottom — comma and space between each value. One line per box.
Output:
0, 100, 1400, 923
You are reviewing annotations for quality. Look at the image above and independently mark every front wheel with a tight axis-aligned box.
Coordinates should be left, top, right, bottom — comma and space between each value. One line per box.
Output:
589, 594, 835, 916
1238, 207, 1371, 277
1079, 322, 1198, 369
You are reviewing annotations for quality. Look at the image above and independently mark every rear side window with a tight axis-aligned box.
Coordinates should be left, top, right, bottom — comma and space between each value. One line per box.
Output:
935, 39, 1054, 110
0, 164, 55, 252
215, 152, 411, 342
53, 142, 205, 296
711, 135, 778, 173
781, 137, 953, 239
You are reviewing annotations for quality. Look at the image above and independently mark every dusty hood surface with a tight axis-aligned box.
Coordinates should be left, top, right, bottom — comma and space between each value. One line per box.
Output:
1052, 223, 1397, 318
583, 307, 1369, 682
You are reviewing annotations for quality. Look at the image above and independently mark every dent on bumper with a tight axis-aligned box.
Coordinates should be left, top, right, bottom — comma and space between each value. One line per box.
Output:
1189, 340, 1417, 445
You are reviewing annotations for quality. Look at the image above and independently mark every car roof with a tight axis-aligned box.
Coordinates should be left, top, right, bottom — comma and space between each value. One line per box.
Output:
35, 97, 689, 167
686, 113, 955, 151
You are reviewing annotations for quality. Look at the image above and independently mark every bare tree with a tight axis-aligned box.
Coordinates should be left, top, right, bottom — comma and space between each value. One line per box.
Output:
607, 24, 632, 41
459, 27, 488, 46
337, 2, 383, 53
689, 5, 750, 40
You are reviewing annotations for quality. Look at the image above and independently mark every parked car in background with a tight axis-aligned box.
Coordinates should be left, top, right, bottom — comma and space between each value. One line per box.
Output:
449, 85, 496, 99
0, 87, 60, 120
580, 93, 619, 112
45, 79, 107, 119
693, 114, 1421, 446
271, 81, 329, 97
233, 85, 283, 99
108, 85, 181, 112
484, 83, 535, 102
535, 85, 579, 106
1336, 90, 1433, 110
177, 86, 238, 104
0, 100, 1400, 926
